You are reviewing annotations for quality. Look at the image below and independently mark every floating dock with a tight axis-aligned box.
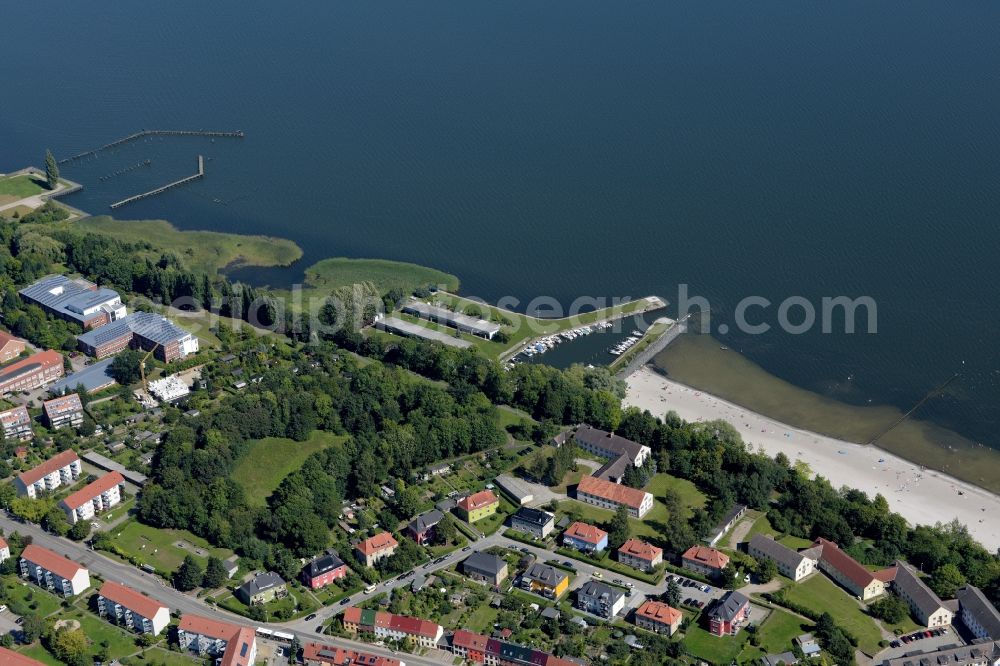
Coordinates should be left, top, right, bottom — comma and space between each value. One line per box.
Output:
110, 155, 204, 210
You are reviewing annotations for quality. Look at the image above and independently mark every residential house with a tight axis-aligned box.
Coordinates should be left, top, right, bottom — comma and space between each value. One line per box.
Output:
795, 634, 822, 657
19, 544, 90, 597
457, 490, 499, 523
806, 538, 886, 600
462, 551, 509, 587
235, 571, 287, 605
302, 552, 347, 590
682, 545, 730, 577
406, 509, 444, 545
302, 642, 403, 666
884, 561, 953, 628
878, 641, 1000, 666
762, 652, 799, 666
509, 507, 554, 539
342, 607, 443, 648
575, 580, 625, 619
97, 581, 170, 636
634, 600, 682, 635
177, 614, 256, 661
19, 275, 127, 330
15, 449, 82, 498
0, 536, 9, 563
59, 471, 125, 524
449, 630, 580, 666
0, 647, 46, 666
0, 405, 33, 442
748, 535, 817, 582
957, 585, 1000, 641
617, 538, 663, 572
708, 590, 751, 636
0, 330, 26, 363
562, 521, 609, 553
42, 393, 84, 430
355, 532, 398, 568
576, 475, 654, 518
573, 425, 652, 467
520, 563, 569, 599
0, 350, 64, 395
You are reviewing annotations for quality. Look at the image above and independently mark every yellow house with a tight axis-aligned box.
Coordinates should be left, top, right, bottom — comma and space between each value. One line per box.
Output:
457, 490, 499, 523
520, 563, 569, 599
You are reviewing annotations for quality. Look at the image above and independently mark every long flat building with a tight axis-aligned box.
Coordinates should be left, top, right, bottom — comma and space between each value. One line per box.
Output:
401, 301, 500, 339
19, 544, 90, 596
77, 311, 198, 362
885, 561, 953, 628
879, 641, 1000, 666
48, 358, 116, 395
19, 274, 126, 329
958, 585, 1000, 641
97, 581, 170, 636
60, 471, 126, 524
375, 316, 473, 349
0, 349, 64, 395
16, 449, 82, 498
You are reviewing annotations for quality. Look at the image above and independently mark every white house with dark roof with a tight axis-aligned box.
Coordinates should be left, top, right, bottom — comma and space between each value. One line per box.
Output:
957, 585, 1000, 640
748, 534, 817, 582
885, 561, 953, 628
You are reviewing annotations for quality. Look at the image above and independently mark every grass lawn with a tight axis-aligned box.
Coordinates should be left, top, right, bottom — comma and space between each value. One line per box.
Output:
2, 578, 63, 617
465, 604, 500, 634
782, 574, 883, 653
77, 216, 303, 275
747, 513, 813, 549
232, 430, 347, 505
18, 645, 63, 666
684, 625, 750, 665
41, 608, 144, 661
755, 608, 812, 653
0, 174, 47, 203
110, 518, 233, 574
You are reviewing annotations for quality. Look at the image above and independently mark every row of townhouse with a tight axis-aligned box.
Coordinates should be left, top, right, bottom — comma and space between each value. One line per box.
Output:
178, 614, 258, 666
450, 629, 580, 666
342, 607, 444, 649
303, 642, 404, 666
59, 471, 126, 524
15, 449, 82, 498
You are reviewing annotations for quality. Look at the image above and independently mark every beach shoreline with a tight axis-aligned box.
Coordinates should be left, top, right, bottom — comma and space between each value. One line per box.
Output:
625, 366, 1000, 551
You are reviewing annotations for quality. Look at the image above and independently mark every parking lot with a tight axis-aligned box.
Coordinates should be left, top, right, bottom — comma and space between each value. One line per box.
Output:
877, 627, 964, 661
668, 573, 724, 609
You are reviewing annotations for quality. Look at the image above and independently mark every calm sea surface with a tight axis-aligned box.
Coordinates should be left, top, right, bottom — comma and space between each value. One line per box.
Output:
3, 2, 1000, 474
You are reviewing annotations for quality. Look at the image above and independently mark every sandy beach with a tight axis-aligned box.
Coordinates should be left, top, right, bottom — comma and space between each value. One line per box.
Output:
625, 366, 1000, 551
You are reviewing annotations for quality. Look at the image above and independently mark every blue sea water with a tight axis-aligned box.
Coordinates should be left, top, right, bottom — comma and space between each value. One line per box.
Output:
2, 1, 999, 449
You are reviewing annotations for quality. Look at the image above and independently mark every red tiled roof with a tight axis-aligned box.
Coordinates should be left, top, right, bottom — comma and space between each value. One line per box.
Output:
636, 600, 682, 626
563, 521, 608, 545
576, 475, 649, 509
98, 581, 166, 620
219, 626, 256, 666
811, 538, 877, 590
618, 538, 662, 561
179, 613, 243, 641
0, 646, 47, 666
303, 643, 402, 666
61, 471, 124, 510
0, 330, 26, 350
0, 537, 7, 550
682, 545, 730, 570
21, 544, 86, 581
342, 606, 362, 625
452, 629, 490, 651
0, 350, 62, 385
355, 532, 398, 556
17, 449, 79, 486
458, 490, 498, 512
388, 613, 440, 638
874, 566, 898, 583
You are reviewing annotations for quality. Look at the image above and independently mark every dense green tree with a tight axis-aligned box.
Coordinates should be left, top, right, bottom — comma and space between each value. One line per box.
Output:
44, 149, 59, 190
869, 594, 908, 624
756, 557, 777, 584
929, 563, 966, 599
173, 555, 204, 591
67, 520, 91, 542
110, 349, 146, 385
665, 578, 681, 608
202, 556, 228, 589
607, 505, 630, 550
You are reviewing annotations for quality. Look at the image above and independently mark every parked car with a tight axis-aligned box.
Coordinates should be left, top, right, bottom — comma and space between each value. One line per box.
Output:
305, 613, 317, 621
340, 597, 352, 605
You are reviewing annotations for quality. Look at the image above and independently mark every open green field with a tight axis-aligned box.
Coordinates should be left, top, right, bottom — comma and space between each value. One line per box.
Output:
0, 174, 47, 203
232, 430, 347, 505
755, 608, 812, 653
782, 574, 883, 653
76, 217, 303, 275
110, 518, 233, 573
303, 257, 459, 294
121, 648, 202, 665
558, 472, 705, 542
683, 625, 751, 665
2, 578, 63, 617
608, 319, 673, 372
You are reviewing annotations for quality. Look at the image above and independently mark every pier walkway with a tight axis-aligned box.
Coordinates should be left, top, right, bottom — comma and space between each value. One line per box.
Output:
110, 155, 204, 209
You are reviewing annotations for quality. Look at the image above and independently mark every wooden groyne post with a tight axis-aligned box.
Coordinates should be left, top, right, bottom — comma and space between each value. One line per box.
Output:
58, 129, 243, 164
109, 155, 204, 210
